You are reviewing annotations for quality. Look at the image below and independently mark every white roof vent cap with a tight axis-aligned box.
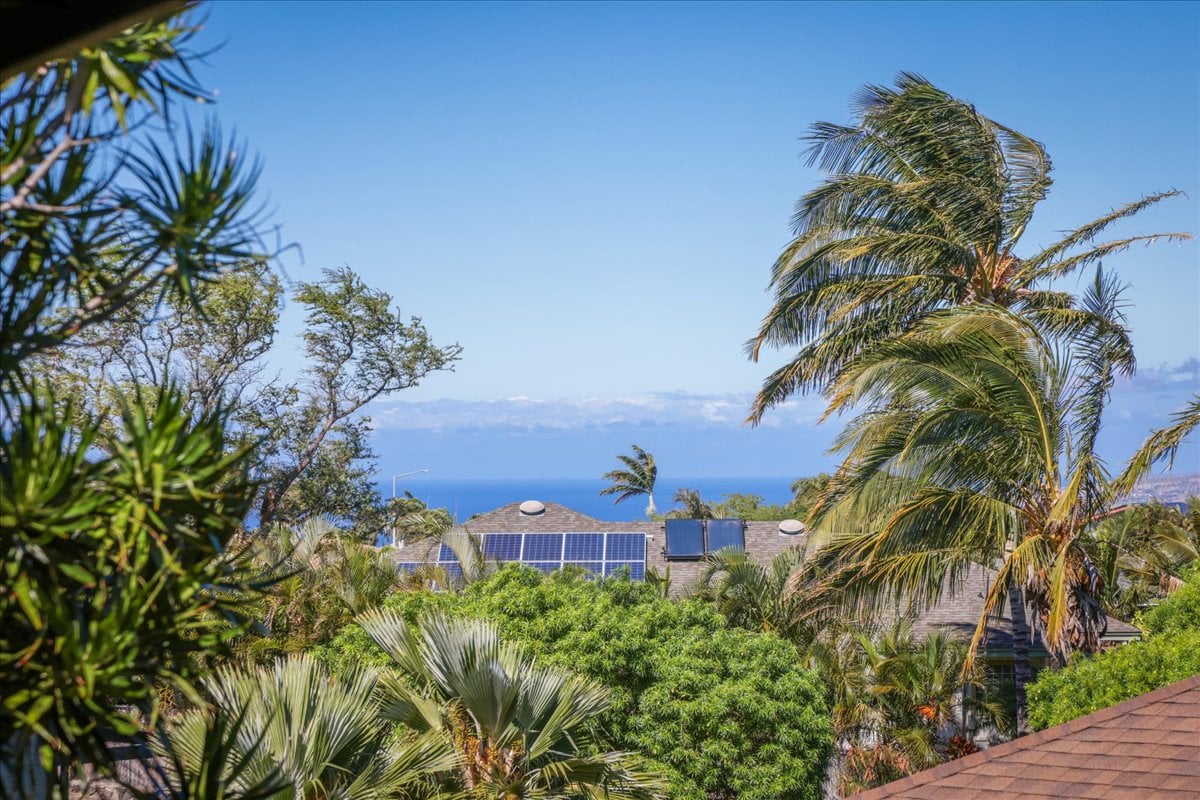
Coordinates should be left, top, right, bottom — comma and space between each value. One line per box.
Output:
519, 500, 546, 517
779, 519, 806, 536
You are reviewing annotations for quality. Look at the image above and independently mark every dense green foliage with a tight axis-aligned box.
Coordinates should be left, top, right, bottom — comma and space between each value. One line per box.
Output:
361, 612, 664, 798
322, 567, 832, 800
0, 11, 278, 791
1140, 564, 1200, 635
1085, 501, 1199, 620
1027, 568, 1200, 730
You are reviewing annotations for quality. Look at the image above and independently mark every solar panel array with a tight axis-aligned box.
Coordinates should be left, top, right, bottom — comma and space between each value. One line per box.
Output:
665, 518, 746, 560
397, 531, 646, 580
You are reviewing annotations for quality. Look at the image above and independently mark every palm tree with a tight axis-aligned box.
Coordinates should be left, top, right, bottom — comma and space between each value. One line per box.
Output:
808, 278, 1136, 733
746, 72, 1190, 423
1086, 500, 1198, 619
669, 487, 714, 519
358, 611, 665, 799
165, 655, 455, 798
812, 623, 1005, 796
600, 444, 658, 517
693, 548, 816, 642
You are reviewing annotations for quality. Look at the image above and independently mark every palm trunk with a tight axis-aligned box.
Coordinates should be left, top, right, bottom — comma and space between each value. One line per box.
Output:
646, 492, 656, 518
1006, 574, 1033, 737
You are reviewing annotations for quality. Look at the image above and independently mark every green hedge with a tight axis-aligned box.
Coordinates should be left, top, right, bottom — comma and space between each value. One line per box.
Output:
318, 565, 832, 800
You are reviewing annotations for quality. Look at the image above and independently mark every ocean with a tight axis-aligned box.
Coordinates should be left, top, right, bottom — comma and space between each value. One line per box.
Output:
384, 476, 799, 522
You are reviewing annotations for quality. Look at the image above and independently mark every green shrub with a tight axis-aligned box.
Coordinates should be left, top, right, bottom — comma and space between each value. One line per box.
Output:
1027, 629, 1200, 730
320, 565, 832, 800
1139, 565, 1200, 635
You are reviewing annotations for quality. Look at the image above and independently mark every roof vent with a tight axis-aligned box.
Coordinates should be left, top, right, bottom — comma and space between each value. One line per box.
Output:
778, 519, 805, 536
518, 500, 546, 517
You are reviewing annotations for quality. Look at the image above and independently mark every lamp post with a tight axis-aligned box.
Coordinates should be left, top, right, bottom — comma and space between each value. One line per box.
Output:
389, 468, 430, 545
392, 468, 430, 499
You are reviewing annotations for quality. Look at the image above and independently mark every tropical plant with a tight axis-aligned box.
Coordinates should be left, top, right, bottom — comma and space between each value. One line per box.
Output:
359, 611, 666, 799
234, 518, 405, 665
1084, 500, 1198, 619
807, 275, 1138, 733
0, 386, 262, 793
807, 623, 1005, 796
600, 444, 658, 517
165, 654, 455, 798
692, 549, 817, 642
322, 566, 833, 800
745, 72, 1190, 422
668, 487, 714, 519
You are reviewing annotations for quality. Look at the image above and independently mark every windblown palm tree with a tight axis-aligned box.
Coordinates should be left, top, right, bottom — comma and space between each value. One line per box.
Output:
165, 655, 455, 798
359, 611, 665, 799
746, 72, 1190, 423
807, 275, 1137, 733
600, 444, 658, 517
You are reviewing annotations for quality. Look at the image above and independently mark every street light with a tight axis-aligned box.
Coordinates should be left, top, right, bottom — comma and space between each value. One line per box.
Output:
392, 468, 430, 499
389, 468, 430, 547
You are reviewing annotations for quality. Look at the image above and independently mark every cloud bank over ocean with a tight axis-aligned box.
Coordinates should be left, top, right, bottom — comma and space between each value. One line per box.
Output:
373, 391, 827, 432
370, 359, 1197, 479
373, 359, 1198, 434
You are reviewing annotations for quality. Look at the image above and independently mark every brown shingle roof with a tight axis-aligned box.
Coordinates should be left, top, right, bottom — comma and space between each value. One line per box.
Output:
852, 674, 1200, 799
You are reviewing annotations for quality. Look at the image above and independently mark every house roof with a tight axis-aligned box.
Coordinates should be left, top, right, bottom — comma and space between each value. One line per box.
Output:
464, 502, 648, 534
853, 674, 1200, 799
907, 563, 1140, 654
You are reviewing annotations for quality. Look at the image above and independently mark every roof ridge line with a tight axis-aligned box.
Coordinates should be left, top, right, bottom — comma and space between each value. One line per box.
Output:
852, 673, 1200, 799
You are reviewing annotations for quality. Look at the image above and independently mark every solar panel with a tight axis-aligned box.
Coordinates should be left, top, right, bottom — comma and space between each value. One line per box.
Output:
605, 532, 646, 561
564, 532, 604, 561
399, 530, 649, 581
523, 532, 563, 561
707, 519, 745, 551
665, 519, 705, 559
483, 533, 523, 561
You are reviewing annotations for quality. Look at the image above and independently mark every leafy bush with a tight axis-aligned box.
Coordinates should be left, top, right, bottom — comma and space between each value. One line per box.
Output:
1026, 629, 1200, 730
1028, 567, 1200, 730
320, 565, 832, 800
1140, 565, 1200, 635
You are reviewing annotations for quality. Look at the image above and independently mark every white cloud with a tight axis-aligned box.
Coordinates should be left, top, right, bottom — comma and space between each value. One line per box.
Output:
369, 358, 1198, 434
371, 391, 827, 432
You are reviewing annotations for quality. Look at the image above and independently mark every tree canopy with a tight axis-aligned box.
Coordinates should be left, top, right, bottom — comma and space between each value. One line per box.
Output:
320, 566, 833, 800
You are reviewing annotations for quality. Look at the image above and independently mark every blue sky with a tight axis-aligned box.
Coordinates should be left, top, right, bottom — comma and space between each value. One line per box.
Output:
189, 1, 1199, 479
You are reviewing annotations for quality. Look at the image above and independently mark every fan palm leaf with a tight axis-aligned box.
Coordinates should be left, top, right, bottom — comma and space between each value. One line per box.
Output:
359, 610, 665, 799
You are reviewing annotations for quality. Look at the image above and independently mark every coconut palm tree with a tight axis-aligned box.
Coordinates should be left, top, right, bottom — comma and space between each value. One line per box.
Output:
668, 487, 714, 520
165, 655, 455, 799
600, 444, 658, 517
807, 272, 1137, 733
359, 611, 665, 799
746, 72, 1190, 423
